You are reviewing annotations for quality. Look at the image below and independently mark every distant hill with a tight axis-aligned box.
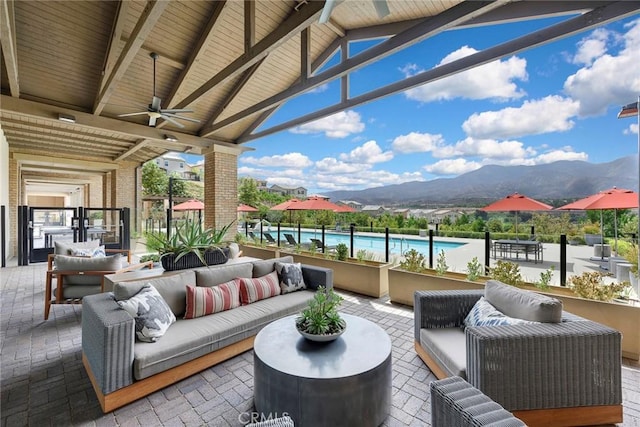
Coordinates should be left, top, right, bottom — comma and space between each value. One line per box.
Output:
321, 156, 638, 207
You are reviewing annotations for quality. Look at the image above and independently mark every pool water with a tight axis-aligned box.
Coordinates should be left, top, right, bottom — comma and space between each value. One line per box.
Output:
276, 230, 464, 256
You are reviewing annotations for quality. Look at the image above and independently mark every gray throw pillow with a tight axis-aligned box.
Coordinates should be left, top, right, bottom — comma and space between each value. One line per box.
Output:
252, 256, 294, 277
54, 239, 101, 255
275, 262, 306, 294
116, 284, 176, 342
484, 280, 562, 323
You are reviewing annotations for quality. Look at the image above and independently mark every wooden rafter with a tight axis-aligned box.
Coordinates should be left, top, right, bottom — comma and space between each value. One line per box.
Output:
115, 139, 149, 161
172, 0, 324, 111
0, 0, 19, 96
93, 0, 169, 115
99, 0, 130, 92
244, 0, 254, 53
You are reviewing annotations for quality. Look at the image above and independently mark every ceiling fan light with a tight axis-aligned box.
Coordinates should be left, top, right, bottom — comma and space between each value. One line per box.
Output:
148, 111, 162, 119
164, 134, 178, 142
58, 113, 76, 123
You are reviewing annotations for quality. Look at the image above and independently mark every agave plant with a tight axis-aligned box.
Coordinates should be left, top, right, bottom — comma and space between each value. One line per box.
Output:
147, 220, 234, 266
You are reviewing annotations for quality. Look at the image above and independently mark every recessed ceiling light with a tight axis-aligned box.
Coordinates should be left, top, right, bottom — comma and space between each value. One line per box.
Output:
164, 134, 178, 142
58, 113, 76, 123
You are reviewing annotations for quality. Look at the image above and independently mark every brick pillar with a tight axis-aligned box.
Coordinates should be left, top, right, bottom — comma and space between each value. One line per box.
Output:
107, 162, 141, 234
203, 145, 244, 240
8, 155, 18, 258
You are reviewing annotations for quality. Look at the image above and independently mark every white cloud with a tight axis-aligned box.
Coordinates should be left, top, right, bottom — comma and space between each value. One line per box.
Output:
290, 110, 365, 138
564, 19, 640, 116
392, 132, 445, 153
315, 157, 368, 174
462, 95, 580, 139
403, 46, 528, 102
624, 123, 639, 135
306, 83, 329, 94
571, 28, 610, 66
339, 140, 394, 164
424, 159, 482, 175
534, 149, 588, 164
240, 152, 312, 168
432, 137, 536, 159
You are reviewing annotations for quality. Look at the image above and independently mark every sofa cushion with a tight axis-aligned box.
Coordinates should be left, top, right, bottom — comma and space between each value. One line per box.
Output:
485, 280, 563, 323
116, 284, 176, 343
184, 280, 241, 319
275, 262, 306, 294
133, 289, 314, 380
464, 297, 538, 328
54, 254, 122, 285
70, 245, 106, 258
239, 271, 281, 305
54, 239, 101, 255
194, 263, 253, 287
252, 256, 294, 277
420, 328, 467, 378
114, 270, 196, 317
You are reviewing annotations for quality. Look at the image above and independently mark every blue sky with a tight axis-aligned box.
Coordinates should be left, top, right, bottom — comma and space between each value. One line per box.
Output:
188, 14, 640, 195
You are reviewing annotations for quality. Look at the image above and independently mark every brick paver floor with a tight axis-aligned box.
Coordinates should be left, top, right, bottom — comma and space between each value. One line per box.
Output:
1, 264, 639, 426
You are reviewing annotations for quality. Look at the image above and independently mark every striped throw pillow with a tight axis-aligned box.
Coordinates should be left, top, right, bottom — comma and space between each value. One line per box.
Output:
184, 280, 240, 319
239, 271, 281, 305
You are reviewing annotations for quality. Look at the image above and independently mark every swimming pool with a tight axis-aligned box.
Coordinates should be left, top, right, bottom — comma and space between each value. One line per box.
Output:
274, 230, 465, 256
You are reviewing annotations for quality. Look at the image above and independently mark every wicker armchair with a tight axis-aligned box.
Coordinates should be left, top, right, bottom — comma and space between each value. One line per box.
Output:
414, 288, 622, 426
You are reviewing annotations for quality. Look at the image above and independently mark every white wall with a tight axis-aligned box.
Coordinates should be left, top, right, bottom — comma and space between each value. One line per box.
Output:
0, 125, 9, 263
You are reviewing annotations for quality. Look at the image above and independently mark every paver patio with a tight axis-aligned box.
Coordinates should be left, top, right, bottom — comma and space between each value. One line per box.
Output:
1, 263, 639, 426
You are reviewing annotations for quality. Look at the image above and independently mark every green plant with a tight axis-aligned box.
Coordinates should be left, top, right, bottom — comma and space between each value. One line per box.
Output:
308, 241, 318, 254
435, 250, 448, 276
146, 220, 234, 266
623, 243, 638, 277
490, 260, 523, 287
568, 272, 630, 301
295, 287, 346, 335
139, 253, 160, 263
335, 243, 348, 261
356, 249, 367, 262
399, 249, 427, 273
536, 266, 554, 290
466, 257, 483, 281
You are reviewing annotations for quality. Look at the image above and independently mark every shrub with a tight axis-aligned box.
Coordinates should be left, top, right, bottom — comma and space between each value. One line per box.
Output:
490, 260, 523, 287
435, 250, 448, 276
536, 266, 554, 290
568, 272, 630, 301
466, 257, 483, 281
335, 243, 348, 261
399, 249, 427, 273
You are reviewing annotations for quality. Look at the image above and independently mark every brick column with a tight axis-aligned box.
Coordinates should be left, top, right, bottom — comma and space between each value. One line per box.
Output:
203, 145, 244, 239
8, 155, 18, 258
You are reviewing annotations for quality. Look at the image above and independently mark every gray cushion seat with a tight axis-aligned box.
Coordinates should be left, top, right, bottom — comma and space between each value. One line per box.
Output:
420, 328, 467, 378
133, 290, 314, 379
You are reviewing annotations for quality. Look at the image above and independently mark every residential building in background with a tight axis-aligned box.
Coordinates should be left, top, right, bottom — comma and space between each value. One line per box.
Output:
154, 153, 202, 181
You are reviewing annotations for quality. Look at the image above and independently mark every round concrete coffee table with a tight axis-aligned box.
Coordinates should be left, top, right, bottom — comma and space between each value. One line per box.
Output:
253, 313, 392, 426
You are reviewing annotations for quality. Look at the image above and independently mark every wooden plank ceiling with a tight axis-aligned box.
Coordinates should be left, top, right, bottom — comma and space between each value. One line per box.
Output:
1, 0, 638, 177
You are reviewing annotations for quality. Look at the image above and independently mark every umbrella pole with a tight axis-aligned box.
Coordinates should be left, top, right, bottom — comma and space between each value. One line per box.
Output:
515, 211, 519, 240
600, 210, 604, 262
614, 209, 618, 254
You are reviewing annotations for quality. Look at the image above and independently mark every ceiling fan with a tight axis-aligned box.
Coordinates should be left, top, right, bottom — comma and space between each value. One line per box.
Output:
118, 52, 199, 128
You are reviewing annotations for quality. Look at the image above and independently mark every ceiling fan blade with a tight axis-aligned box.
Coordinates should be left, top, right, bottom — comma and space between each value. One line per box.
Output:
162, 112, 201, 123
161, 108, 194, 114
161, 115, 185, 128
373, 0, 390, 19
319, 0, 337, 23
149, 115, 158, 127
118, 111, 150, 117
151, 96, 162, 111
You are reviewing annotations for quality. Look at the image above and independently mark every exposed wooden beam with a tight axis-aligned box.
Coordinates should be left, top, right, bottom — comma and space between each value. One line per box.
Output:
0, 0, 19, 96
155, 0, 226, 129
326, 17, 345, 38
115, 139, 150, 161
12, 153, 120, 172
238, 106, 280, 141
100, 0, 130, 92
301, 28, 310, 84
244, 0, 255, 53
174, 0, 324, 111
240, 1, 639, 143
340, 39, 348, 103
93, 0, 169, 115
119, 36, 185, 70
202, 0, 505, 136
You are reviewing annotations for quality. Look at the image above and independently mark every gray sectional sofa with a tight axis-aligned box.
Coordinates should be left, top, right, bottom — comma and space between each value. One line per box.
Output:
414, 280, 622, 427
82, 256, 332, 413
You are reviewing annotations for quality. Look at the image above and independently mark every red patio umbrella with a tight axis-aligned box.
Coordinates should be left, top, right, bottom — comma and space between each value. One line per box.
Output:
481, 192, 552, 237
237, 204, 258, 212
558, 187, 639, 253
172, 199, 204, 211
288, 196, 347, 212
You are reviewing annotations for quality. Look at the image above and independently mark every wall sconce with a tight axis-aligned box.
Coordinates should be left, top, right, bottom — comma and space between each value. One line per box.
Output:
164, 134, 178, 142
58, 113, 76, 123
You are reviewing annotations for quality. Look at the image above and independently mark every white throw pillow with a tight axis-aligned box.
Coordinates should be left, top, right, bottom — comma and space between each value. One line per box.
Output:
116, 284, 176, 342
464, 297, 538, 328
275, 262, 306, 294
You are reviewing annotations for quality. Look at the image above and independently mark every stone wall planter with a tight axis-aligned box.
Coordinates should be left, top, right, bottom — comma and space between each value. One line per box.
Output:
282, 250, 392, 298
388, 267, 640, 360
584, 233, 603, 246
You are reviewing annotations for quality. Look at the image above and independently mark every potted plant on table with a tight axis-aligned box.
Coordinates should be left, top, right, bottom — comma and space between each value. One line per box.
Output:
147, 220, 234, 271
296, 286, 346, 342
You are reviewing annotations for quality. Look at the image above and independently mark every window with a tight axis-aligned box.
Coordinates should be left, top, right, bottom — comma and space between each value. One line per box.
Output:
180, 163, 184, 168
164, 161, 169, 167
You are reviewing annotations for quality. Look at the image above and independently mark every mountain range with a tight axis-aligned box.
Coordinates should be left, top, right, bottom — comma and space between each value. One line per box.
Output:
321, 156, 639, 207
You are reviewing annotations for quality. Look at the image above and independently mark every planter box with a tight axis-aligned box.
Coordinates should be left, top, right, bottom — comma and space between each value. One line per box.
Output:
388, 267, 640, 360
388, 267, 486, 306
282, 250, 391, 298
239, 244, 281, 259
584, 233, 603, 246
161, 247, 229, 271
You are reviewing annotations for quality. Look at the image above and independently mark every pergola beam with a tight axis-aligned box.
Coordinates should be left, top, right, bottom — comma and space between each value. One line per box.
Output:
201, 0, 505, 136
99, 0, 130, 92
0, 0, 20, 96
93, 0, 168, 115
115, 139, 150, 161
240, 1, 639, 143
